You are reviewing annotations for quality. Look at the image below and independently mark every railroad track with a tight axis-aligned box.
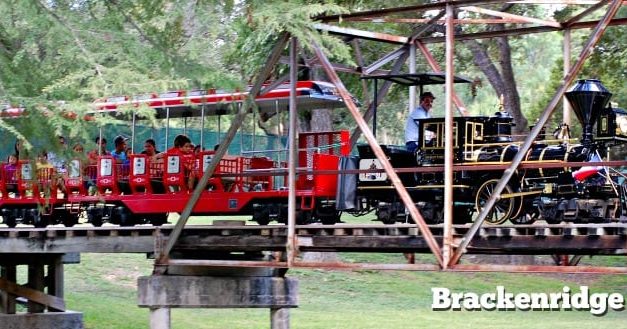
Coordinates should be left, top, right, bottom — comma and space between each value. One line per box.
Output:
0, 223, 625, 255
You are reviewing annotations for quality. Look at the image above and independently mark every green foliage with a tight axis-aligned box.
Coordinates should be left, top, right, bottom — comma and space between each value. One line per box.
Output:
0, 0, 241, 155
580, 11, 626, 108
228, 1, 353, 78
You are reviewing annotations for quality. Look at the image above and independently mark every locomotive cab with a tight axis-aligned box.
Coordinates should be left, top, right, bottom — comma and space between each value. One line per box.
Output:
597, 107, 627, 145
416, 112, 516, 165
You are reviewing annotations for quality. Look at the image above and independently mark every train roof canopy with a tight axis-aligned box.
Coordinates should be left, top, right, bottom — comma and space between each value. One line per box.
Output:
360, 73, 472, 86
92, 80, 354, 119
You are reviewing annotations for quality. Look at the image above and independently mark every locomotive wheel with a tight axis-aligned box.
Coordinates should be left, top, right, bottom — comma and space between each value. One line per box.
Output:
316, 207, 341, 225
510, 213, 537, 225
33, 214, 48, 228
510, 200, 538, 225
296, 211, 314, 225
148, 214, 168, 226
4, 216, 17, 228
544, 210, 563, 224
88, 213, 103, 227
475, 179, 514, 225
254, 216, 270, 226
377, 209, 397, 225
63, 214, 80, 227
252, 207, 271, 226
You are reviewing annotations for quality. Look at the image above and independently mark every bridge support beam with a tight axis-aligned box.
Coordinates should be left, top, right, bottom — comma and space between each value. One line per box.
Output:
138, 270, 298, 329
0, 253, 82, 329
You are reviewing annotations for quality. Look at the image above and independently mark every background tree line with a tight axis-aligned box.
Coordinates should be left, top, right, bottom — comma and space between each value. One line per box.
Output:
0, 1, 624, 154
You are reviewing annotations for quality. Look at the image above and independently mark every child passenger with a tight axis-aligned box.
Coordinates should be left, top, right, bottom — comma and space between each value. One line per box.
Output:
4, 154, 18, 196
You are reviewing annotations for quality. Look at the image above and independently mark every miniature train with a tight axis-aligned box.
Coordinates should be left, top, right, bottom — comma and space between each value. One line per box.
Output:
0, 79, 625, 228
356, 79, 627, 225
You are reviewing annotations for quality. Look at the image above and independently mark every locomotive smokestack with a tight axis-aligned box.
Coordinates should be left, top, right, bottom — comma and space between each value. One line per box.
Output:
565, 79, 612, 143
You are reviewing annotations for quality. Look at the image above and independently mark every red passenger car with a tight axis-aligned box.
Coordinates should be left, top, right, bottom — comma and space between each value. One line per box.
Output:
0, 80, 352, 227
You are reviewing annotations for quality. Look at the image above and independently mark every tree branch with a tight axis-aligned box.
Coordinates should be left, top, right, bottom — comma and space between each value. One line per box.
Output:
35, 0, 104, 80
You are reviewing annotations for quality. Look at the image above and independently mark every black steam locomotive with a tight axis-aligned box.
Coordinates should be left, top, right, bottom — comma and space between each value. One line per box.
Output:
353, 79, 627, 225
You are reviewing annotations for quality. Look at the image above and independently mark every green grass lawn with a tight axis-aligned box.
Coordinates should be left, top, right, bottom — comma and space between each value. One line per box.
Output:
63, 252, 627, 329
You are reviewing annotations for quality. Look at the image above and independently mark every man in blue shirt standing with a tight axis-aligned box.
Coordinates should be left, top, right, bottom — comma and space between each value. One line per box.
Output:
405, 92, 435, 153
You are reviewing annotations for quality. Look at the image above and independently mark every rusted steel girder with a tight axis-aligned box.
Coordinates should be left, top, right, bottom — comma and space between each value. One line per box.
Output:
450, 264, 627, 274
211, 159, 627, 178
349, 49, 409, 147
416, 41, 470, 116
154, 32, 291, 270
286, 37, 299, 267
311, 41, 445, 267
278, 55, 388, 75
315, 23, 409, 44
350, 18, 530, 24
351, 39, 371, 105
460, 5, 562, 27
363, 47, 407, 74
319, 16, 626, 46
448, 0, 624, 268
443, 4, 456, 269
418, 17, 627, 43
565, 0, 610, 26
317, 0, 510, 22
165, 257, 627, 274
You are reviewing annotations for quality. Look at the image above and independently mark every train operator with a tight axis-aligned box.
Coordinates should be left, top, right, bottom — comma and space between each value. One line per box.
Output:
405, 92, 435, 153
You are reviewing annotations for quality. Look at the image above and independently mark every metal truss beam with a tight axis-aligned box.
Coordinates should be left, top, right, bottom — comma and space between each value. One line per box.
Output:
155, 33, 291, 269
311, 41, 444, 267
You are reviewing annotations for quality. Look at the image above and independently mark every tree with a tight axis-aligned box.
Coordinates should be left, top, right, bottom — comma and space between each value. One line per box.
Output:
0, 0, 240, 153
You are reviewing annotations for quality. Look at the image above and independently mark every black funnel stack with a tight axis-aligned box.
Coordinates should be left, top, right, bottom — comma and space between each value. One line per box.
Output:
565, 79, 612, 144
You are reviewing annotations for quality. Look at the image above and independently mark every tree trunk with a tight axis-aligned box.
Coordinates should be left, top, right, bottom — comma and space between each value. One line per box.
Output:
464, 36, 527, 137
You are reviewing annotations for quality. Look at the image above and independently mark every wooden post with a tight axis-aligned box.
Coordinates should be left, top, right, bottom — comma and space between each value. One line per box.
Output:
150, 307, 171, 329
1, 265, 17, 314
47, 255, 64, 312
270, 308, 290, 329
28, 262, 46, 313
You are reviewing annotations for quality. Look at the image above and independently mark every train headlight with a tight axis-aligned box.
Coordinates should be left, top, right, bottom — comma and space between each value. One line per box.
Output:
616, 114, 627, 136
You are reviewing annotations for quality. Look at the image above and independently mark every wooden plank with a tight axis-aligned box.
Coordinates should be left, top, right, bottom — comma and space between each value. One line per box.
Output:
0, 236, 155, 253
0, 277, 65, 312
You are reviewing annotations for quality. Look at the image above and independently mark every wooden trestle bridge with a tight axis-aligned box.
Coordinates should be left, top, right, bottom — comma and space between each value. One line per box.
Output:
1, 0, 626, 328
0, 223, 626, 257
0, 221, 626, 329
